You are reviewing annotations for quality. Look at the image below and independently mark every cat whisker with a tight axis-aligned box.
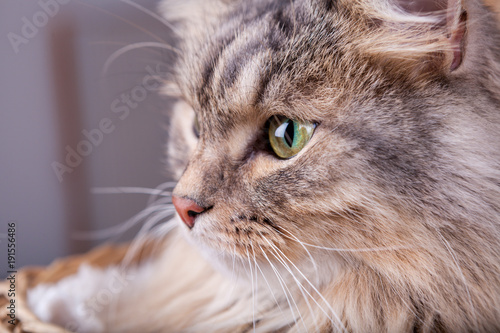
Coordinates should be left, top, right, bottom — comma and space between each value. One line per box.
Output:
270, 226, 416, 324
103, 42, 182, 75
290, 241, 412, 253
119, 0, 183, 37
231, 243, 237, 281
91, 186, 173, 197
72, 203, 174, 240
220, 244, 240, 305
276, 222, 413, 253
436, 230, 478, 331
258, 244, 303, 332
265, 245, 315, 333
91, 40, 176, 64
279, 0, 299, 73
265, 240, 347, 333
245, 245, 257, 332
74, 0, 170, 45
272, 225, 319, 276
147, 181, 178, 205
122, 209, 177, 267
250, 243, 284, 317
262, 228, 321, 331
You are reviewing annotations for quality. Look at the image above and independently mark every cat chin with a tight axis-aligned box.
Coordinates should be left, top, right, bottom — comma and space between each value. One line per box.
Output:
179, 223, 242, 278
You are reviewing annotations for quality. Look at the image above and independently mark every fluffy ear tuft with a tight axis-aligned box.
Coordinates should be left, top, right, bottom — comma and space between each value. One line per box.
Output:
400, 0, 468, 72
361, 0, 469, 78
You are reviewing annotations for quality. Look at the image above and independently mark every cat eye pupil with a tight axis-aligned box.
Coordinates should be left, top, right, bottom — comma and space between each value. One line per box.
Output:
268, 116, 316, 159
284, 121, 295, 147
274, 119, 295, 148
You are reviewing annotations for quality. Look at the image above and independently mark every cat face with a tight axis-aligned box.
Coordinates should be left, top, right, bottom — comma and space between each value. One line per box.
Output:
167, 0, 500, 290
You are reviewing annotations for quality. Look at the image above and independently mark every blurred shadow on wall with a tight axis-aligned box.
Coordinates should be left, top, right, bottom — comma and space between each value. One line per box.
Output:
46, 0, 177, 256
50, 17, 92, 255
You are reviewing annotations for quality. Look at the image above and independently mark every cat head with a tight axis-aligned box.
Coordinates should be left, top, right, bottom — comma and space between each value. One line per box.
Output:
163, 0, 500, 326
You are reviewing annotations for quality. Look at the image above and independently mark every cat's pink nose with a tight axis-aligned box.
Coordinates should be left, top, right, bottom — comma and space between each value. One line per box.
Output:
172, 196, 207, 228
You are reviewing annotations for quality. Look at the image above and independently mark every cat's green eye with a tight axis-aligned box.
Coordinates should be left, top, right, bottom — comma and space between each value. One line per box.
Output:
268, 116, 316, 159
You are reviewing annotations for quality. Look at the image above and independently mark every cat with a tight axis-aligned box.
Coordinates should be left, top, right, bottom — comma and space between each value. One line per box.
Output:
26, 0, 500, 332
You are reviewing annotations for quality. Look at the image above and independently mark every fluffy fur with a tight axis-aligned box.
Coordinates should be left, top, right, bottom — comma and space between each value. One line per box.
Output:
29, 0, 500, 332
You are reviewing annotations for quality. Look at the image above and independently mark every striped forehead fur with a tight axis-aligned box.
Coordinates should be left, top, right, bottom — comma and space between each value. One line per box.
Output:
165, 0, 482, 125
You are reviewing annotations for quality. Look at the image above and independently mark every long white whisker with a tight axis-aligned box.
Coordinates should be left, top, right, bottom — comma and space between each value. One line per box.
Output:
437, 231, 478, 331
252, 246, 261, 333
245, 246, 257, 333
272, 243, 322, 333
122, 209, 176, 266
258, 244, 304, 332
282, 235, 413, 253
119, 0, 183, 36
74, 0, 177, 50
147, 181, 178, 206
72, 204, 174, 240
265, 239, 347, 333
275, 226, 319, 276
266, 245, 311, 333
91, 187, 172, 197
251, 243, 284, 316
103, 42, 181, 74
222, 244, 240, 304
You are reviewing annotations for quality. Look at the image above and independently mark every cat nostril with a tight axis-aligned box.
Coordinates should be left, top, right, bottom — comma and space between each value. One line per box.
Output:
172, 195, 208, 229
187, 210, 200, 218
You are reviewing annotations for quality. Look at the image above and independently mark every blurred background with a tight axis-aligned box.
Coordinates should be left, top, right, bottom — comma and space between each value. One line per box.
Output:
0, 0, 178, 277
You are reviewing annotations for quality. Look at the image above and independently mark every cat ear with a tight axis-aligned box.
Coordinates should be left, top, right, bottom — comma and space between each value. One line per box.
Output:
364, 0, 469, 77
444, 0, 468, 71
398, 0, 468, 72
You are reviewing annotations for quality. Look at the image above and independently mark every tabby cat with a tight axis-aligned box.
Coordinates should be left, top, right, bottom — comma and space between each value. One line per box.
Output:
28, 0, 500, 331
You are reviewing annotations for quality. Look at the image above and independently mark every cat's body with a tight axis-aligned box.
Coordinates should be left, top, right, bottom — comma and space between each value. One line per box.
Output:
28, 0, 500, 332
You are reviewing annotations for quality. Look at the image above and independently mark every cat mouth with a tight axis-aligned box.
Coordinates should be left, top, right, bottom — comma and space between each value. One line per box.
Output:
183, 211, 287, 257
